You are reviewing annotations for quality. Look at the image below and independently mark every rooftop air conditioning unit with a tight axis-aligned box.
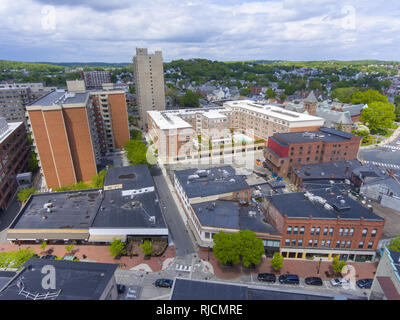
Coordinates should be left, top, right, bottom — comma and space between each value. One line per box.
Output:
149, 216, 156, 224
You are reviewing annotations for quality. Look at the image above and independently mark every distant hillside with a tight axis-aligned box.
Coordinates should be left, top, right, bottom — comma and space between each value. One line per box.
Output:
38, 62, 131, 68
0, 60, 64, 72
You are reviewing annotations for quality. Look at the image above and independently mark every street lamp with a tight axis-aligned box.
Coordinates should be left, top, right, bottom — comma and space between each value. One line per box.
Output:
317, 258, 322, 274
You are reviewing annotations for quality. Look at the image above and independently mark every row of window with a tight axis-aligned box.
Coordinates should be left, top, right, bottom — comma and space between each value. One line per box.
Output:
286, 226, 377, 238
284, 238, 374, 249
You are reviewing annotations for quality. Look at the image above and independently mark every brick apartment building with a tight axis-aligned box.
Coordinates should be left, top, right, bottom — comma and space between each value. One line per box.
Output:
250, 86, 262, 95
264, 127, 361, 177
26, 80, 129, 190
264, 187, 385, 262
0, 118, 30, 211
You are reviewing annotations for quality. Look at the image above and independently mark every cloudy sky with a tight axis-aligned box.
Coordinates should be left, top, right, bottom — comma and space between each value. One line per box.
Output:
1, 0, 399, 62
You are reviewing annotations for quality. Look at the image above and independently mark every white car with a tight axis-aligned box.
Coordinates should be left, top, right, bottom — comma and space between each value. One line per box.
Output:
330, 278, 350, 287
396, 141, 400, 145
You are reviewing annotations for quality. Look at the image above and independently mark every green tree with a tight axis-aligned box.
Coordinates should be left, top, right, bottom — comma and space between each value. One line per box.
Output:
130, 129, 142, 140
387, 236, 400, 252
109, 238, 126, 258
237, 229, 265, 268
17, 187, 37, 203
124, 140, 149, 165
140, 240, 154, 256
360, 101, 396, 133
265, 88, 276, 99
28, 153, 39, 172
309, 80, 322, 91
279, 94, 287, 101
240, 87, 251, 96
332, 257, 347, 274
91, 170, 107, 188
351, 89, 388, 104
40, 241, 47, 252
65, 244, 74, 254
270, 252, 284, 271
212, 231, 240, 266
0, 248, 35, 269
331, 87, 355, 103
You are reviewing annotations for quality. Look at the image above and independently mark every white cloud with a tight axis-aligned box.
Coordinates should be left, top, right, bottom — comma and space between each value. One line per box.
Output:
0, 0, 399, 62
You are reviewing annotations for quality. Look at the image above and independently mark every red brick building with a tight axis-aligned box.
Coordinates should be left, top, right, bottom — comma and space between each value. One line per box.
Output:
264, 127, 361, 177
264, 187, 385, 262
0, 119, 30, 210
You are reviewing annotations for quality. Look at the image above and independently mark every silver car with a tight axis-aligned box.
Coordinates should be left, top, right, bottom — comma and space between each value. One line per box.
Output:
330, 278, 350, 287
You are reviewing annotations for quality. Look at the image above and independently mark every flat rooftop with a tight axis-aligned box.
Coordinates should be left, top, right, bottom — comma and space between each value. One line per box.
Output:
268, 187, 385, 221
0, 120, 22, 145
274, 127, 356, 144
296, 160, 362, 180
171, 278, 341, 300
0, 258, 118, 300
174, 166, 250, 198
148, 110, 192, 130
104, 164, 154, 190
192, 200, 279, 234
224, 100, 325, 123
29, 90, 88, 106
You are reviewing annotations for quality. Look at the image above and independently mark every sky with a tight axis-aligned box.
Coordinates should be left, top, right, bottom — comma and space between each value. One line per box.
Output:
1, 0, 399, 63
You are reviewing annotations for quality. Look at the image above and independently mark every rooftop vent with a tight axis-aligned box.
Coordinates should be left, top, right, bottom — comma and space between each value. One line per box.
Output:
248, 211, 256, 217
324, 203, 333, 210
149, 216, 156, 224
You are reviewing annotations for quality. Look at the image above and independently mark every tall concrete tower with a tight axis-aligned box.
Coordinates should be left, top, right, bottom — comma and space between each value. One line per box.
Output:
133, 48, 166, 130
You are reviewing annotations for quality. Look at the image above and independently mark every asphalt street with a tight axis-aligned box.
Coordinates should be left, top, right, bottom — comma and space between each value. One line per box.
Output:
150, 165, 196, 257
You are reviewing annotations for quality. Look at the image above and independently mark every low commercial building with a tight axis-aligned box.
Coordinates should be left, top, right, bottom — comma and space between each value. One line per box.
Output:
6, 165, 168, 244
370, 247, 400, 300
264, 127, 361, 177
264, 187, 385, 262
0, 258, 118, 300
0, 118, 30, 211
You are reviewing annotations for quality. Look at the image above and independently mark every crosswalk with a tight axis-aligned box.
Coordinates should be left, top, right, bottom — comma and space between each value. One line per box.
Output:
175, 264, 192, 272
362, 160, 400, 169
381, 145, 400, 151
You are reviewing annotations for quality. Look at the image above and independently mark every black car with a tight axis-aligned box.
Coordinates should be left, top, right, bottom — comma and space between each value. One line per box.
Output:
41, 255, 57, 260
279, 274, 300, 285
154, 279, 173, 288
116, 284, 126, 294
257, 273, 276, 283
356, 278, 373, 289
305, 277, 323, 286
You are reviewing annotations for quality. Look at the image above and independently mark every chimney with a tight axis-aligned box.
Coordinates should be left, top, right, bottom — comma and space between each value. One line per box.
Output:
345, 166, 350, 175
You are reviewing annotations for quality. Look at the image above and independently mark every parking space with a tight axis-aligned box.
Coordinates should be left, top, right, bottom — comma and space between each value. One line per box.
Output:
119, 285, 142, 300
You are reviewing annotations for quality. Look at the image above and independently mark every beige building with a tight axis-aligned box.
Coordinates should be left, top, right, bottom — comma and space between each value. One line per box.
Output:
133, 48, 166, 130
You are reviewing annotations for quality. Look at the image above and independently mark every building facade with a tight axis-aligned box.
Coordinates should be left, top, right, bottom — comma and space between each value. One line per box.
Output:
0, 118, 30, 211
26, 81, 129, 189
81, 71, 112, 89
264, 127, 361, 177
133, 48, 166, 129
265, 187, 385, 262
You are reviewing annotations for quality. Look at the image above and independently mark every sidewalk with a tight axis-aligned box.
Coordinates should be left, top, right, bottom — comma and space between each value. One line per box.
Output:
197, 250, 378, 281
0, 243, 176, 272
360, 124, 400, 150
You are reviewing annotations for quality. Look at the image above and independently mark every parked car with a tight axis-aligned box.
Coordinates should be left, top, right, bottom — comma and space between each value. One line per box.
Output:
330, 278, 350, 287
257, 273, 276, 283
305, 277, 323, 286
116, 284, 126, 294
279, 274, 300, 285
62, 255, 78, 261
154, 279, 173, 288
40, 255, 57, 260
356, 278, 373, 289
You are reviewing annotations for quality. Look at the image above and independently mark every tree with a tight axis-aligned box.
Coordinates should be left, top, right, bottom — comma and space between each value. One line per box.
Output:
332, 257, 347, 274
279, 94, 287, 101
351, 89, 388, 104
17, 187, 37, 203
109, 238, 126, 258
140, 240, 154, 256
124, 140, 149, 165
236, 229, 265, 268
270, 252, 284, 271
28, 153, 39, 172
40, 241, 47, 252
309, 80, 322, 91
387, 236, 400, 252
240, 87, 251, 97
331, 87, 355, 103
212, 231, 240, 266
360, 101, 396, 133
265, 88, 276, 100
65, 244, 74, 254
91, 170, 107, 188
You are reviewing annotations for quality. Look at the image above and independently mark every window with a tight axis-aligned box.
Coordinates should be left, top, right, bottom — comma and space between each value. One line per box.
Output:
308, 240, 313, 247
285, 239, 290, 246
291, 239, 296, 246
316, 227, 321, 236
310, 227, 315, 235
336, 241, 340, 248
300, 226, 305, 235
368, 241, 373, 249
321, 240, 326, 248
350, 228, 354, 236
293, 226, 298, 235
314, 240, 318, 247
371, 229, 377, 238
358, 241, 364, 249
286, 226, 292, 235
329, 228, 334, 236
346, 241, 351, 248
323, 227, 328, 236
326, 240, 331, 248
362, 228, 368, 237
341, 241, 346, 248
298, 239, 303, 247
339, 228, 343, 236
344, 228, 349, 237
205, 232, 210, 239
